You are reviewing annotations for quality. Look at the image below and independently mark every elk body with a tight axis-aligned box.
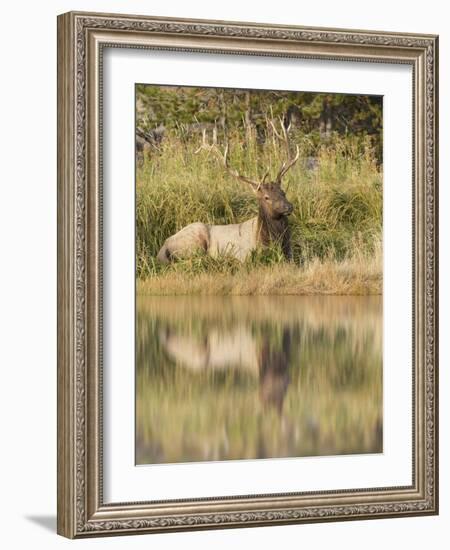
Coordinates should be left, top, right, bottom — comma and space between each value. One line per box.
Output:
156, 132, 299, 263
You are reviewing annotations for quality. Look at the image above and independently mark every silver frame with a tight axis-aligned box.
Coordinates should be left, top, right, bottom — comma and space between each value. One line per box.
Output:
57, 11, 439, 538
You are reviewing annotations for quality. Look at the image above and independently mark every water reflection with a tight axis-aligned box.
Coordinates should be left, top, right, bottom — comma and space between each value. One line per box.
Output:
136, 296, 382, 465
160, 324, 291, 414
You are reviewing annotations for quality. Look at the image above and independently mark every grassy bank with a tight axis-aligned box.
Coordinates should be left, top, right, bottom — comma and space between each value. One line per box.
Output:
137, 244, 382, 295
137, 129, 382, 295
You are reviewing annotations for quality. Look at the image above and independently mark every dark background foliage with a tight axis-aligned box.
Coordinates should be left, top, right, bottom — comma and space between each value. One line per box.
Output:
136, 85, 383, 162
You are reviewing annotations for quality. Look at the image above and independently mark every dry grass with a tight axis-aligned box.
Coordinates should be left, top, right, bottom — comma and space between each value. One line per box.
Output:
137, 241, 382, 295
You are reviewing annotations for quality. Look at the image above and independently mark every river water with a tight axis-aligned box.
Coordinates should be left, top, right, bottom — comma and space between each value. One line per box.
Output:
136, 295, 382, 465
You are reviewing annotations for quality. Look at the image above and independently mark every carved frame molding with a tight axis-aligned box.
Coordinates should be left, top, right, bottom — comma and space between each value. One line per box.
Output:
57, 11, 438, 538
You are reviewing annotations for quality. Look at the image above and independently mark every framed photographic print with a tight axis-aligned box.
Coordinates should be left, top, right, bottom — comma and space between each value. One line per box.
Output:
57, 11, 439, 538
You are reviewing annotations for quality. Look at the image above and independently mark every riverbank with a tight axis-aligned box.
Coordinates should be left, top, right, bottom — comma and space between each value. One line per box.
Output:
137, 247, 382, 295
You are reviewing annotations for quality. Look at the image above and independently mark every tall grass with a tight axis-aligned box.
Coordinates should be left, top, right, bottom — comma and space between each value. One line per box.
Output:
136, 128, 382, 294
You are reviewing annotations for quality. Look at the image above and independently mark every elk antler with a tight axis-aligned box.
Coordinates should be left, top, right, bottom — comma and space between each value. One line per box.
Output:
276, 145, 300, 184
218, 144, 262, 190
196, 131, 262, 191
269, 118, 300, 185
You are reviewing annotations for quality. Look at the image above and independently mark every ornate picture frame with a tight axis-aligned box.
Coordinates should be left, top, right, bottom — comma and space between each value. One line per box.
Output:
57, 11, 438, 538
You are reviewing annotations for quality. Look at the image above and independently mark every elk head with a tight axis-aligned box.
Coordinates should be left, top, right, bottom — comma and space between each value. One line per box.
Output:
216, 143, 298, 220
195, 122, 299, 219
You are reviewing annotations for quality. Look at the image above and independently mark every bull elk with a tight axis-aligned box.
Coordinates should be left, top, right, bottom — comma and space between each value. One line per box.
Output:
157, 124, 300, 263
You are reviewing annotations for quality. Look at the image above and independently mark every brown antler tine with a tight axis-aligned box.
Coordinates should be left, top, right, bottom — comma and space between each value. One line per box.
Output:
272, 116, 300, 183
276, 144, 300, 183
214, 142, 261, 189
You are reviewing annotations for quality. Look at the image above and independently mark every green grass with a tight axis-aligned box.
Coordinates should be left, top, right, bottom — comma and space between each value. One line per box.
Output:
136, 128, 382, 294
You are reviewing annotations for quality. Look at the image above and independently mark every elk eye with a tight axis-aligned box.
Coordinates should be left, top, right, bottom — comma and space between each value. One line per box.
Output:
264, 195, 270, 200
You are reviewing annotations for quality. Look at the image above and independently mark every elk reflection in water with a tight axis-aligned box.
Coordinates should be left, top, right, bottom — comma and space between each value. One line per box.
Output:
159, 324, 292, 414
136, 296, 383, 465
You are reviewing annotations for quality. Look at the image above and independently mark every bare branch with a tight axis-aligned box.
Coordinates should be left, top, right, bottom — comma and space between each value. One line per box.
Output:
268, 118, 284, 142
194, 128, 211, 155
